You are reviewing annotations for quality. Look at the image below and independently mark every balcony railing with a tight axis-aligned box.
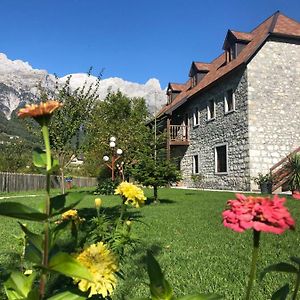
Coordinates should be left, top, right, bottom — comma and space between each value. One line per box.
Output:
169, 125, 189, 145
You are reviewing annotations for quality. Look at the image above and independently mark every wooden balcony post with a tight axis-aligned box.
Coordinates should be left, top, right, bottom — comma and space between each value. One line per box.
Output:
167, 117, 170, 161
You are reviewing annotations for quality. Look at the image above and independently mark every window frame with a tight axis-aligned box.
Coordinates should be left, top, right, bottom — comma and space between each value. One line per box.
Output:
214, 143, 228, 175
207, 99, 215, 121
193, 154, 200, 174
193, 106, 199, 127
224, 89, 235, 114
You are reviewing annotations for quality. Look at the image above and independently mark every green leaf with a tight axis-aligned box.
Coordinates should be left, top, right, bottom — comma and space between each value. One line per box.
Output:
49, 158, 60, 173
146, 251, 174, 300
50, 194, 66, 214
290, 257, 300, 266
50, 192, 83, 217
4, 271, 36, 299
24, 243, 42, 264
47, 290, 87, 300
0, 202, 48, 221
48, 252, 93, 282
146, 251, 164, 286
271, 284, 290, 300
32, 148, 47, 168
27, 288, 39, 300
260, 263, 298, 280
178, 294, 223, 300
19, 223, 43, 264
19, 223, 43, 251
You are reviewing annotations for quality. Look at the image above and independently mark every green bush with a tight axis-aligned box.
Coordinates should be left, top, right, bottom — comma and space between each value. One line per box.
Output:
95, 178, 120, 195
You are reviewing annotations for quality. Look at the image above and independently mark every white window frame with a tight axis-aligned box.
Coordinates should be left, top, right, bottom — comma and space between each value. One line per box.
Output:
214, 143, 228, 175
224, 89, 235, 114
193, 154, 200, 174
193, 107, 199, 127
207, 99, 215, 121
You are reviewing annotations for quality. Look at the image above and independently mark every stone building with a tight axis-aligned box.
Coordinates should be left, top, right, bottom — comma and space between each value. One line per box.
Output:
156, 11, 300, 191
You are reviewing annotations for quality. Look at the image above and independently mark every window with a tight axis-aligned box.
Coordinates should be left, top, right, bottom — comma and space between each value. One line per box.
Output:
193, 107, 199, 126
193, 155, 199, 174
225, 89, 235, 113
215, 144, 228, 174
191, 75, 197, 88
207, 99, 215, 120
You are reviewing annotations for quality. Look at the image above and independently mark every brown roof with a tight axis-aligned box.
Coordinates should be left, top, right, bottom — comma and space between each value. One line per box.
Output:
272, 14, 300, 37
157, 11, 300, 118
194, 62, 211, 72
168, 83, 186, 92
230, 30, 253, 41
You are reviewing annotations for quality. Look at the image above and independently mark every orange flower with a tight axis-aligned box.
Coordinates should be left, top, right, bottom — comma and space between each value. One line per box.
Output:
18, 100, 62, 119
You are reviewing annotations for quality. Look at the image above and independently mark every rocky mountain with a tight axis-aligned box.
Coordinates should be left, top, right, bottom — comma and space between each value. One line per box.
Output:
0, 53, 166, 120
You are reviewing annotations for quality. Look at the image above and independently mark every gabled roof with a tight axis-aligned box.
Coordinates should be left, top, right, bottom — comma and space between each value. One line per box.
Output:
230, 30, 253, 42
193, 62, 211, 72
167, 82, 186, 93
156, 11, 300, 118
189, 61, 211, 77
223, 30, 253, 49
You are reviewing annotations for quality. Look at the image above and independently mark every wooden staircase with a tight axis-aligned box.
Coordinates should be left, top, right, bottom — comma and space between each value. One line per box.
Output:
270, 146, 300, 192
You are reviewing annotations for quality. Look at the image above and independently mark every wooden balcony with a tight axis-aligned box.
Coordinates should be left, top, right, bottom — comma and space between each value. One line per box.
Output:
169, 125, 189, 146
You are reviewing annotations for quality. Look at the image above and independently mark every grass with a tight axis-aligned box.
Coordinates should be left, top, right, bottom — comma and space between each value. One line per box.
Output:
0, 187, 299, 299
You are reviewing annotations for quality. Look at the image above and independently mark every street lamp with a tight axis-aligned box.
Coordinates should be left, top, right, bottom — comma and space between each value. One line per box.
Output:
103, 137, 123, 181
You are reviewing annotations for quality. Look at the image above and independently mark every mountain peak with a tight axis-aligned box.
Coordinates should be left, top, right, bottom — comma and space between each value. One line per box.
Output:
0, 54, 166, 118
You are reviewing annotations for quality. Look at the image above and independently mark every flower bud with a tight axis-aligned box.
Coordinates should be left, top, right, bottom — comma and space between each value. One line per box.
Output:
126, 220, 132, 226
95, 198, 102, 208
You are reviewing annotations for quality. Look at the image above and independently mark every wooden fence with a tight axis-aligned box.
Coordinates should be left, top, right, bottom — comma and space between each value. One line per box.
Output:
0, 172, 97, 193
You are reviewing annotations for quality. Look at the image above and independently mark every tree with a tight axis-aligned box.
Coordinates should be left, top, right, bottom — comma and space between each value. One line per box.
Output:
130, 130, 181, 202
47, 74, 101, 193
85, 91, 150, 178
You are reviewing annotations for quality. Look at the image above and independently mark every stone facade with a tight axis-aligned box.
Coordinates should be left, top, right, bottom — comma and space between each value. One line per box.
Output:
171, 68, 251, 191
247, 39, 300, 189
170, 38, 300, 191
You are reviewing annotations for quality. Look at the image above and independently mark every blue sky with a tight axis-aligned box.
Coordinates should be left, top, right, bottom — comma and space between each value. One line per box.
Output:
1, 0, 300, 88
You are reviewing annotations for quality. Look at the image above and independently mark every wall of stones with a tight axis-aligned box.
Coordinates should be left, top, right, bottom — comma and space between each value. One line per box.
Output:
247, 38, 300, 190
171, 68, 251, 191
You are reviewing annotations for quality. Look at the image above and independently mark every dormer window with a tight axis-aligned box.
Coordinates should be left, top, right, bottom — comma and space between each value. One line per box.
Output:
167, 83, 185, 104
223, 30, 252, 63
189, 62, 211, 88
191, 75, 197, 88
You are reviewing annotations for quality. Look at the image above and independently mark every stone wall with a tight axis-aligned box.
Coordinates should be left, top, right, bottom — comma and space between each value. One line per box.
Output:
171, 68, 251, 191
247, 38, 300, 190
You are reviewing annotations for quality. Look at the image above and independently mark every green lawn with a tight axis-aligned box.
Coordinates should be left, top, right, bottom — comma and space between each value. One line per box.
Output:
0, 188, 299, 299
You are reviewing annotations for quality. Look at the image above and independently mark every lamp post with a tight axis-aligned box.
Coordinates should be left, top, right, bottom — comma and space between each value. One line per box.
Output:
103, 137, 123, 181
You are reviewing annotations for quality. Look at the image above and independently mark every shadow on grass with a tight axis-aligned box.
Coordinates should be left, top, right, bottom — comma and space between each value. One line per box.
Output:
146, 198, 176, 205
78, 205, 143, 223
117, 242, 163, 299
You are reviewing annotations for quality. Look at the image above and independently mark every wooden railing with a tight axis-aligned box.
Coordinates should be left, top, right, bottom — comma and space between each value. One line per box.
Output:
169, 125, 189, 145
270, 146, 300, 192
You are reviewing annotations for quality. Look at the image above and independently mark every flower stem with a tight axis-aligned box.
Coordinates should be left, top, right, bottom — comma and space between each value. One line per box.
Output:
39, 124, 52, 299
245, 230, 261, 300
292, 271, 300, 300
119, 202, 126, 223
41, 124, 52, 172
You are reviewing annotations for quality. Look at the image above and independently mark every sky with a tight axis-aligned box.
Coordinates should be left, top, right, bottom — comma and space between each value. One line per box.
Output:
1, 0, 300, 88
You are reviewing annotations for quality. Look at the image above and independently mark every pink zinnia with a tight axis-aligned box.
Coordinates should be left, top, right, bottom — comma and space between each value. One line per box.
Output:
292, 191, 300, 200
222, 194, 295, 234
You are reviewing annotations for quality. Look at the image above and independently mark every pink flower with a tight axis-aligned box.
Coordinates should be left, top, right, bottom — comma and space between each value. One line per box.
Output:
222, 194, 295, 234
292, 191, 300, 200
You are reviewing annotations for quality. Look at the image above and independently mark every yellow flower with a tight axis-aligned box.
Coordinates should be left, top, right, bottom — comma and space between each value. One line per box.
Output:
17, 100, 62, 119
73, 242, 119, 298
62, 209, 78, 220
95, 198, 102, 208
60, 209, 84, 224
114, 181, 146, 208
